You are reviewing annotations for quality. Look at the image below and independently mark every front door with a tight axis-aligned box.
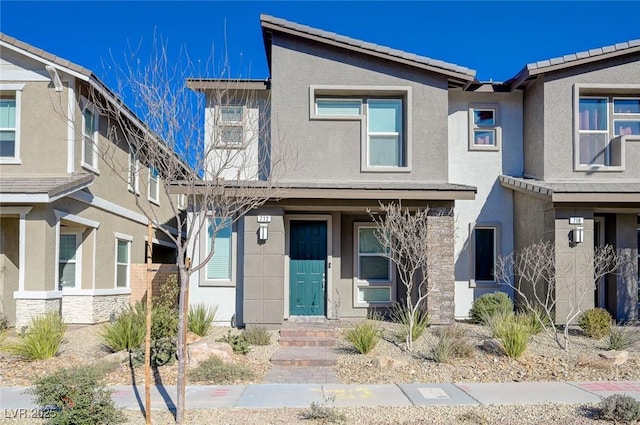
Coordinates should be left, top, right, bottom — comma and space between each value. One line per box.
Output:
289, 220, 327, 316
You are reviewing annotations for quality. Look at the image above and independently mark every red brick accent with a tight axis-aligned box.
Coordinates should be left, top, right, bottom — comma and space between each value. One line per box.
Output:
130, 263, 179, 305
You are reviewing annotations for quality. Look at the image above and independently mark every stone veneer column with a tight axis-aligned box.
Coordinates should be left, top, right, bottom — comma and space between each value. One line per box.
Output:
425, 211, 455, 325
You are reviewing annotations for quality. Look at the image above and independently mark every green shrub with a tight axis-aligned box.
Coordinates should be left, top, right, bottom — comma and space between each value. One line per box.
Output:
0, 314, 8, 332
390, 301, 431, 343
469, 292, 513, 324
188, 304, 217, 337
188, 356, 255, 384
150, 276, 179, 341
431, 325, 474, 363
607, 322, 640, 351
217, 330, 250, 355
597, 394, 640, 423
515, 306, 552, 336
300, 390, 346, 424
132, 337, 176, 368
492, 317, 529, 359
578, 308, 612, 339
100, 306, 145, 352
29, 363, 124, 425
242, 326, 271, 346
5, 313, 67, 361
343, 320, 380, 354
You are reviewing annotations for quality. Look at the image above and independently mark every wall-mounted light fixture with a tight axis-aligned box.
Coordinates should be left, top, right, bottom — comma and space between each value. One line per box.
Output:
572, 226, 584, 244
259, 223, 268, 241
45, 65, 63, 92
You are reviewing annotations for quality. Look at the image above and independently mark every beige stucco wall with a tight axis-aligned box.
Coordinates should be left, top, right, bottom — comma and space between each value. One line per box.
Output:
0, 217, 19, 325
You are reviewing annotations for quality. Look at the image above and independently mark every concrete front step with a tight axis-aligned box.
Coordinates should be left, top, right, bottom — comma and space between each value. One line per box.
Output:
279, 336, 335, 347
280, 329, 336, 339
270, 346, 337, 367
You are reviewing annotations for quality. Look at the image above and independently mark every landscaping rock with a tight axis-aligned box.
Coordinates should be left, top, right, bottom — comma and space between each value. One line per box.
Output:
599, 350, 629, 365
104, 350, 130, 364
187, 340, 233, 368
482, 338, 503, 355
372, 355, 409, 369
186, 332, 202, 345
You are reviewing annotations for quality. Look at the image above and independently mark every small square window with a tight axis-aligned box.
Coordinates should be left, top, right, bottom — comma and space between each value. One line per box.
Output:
217, 106, 244, 147
474, 109, 495, 126
614, 98, 640, 115
469, 104, 500, 151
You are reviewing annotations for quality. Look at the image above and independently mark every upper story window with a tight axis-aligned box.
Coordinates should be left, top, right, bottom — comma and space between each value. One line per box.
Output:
574, 84, 640, 172
114, 233, 133, 289
468, 103, 501, 152
0, 85, 23, 164
148, 166, 160, 204
310, 85, 412, 173
217, 106, 244, 147
81, 102, 100, 173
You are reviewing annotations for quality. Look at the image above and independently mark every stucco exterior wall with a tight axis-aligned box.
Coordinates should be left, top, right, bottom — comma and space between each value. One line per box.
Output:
270, 34, 450, 183
522, 77, 546, 179
0, 217, 19, 325
448, 90, 522, 318
540, 53, 640, 180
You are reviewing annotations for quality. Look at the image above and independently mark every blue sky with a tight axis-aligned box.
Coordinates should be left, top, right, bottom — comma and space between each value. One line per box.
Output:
2, 1, 639, 83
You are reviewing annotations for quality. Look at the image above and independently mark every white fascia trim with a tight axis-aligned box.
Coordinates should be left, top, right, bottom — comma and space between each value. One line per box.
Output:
0, 41, 90, 82
69, 191, 180, 236
1, 206, 33, 215
14, 290, 63, 300
61, 288, 132, 296
114, 232, 134, 242
144, 236, 177, 248
54, 210, 100, 228
0, 193, 50, 203
66, 78, 76, 174
0, 83, 26, 91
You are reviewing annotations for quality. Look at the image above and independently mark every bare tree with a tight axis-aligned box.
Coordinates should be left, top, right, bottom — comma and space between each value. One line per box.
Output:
369, 202, 451, 351
496, 241, 622, 350
51, 38, 291, 424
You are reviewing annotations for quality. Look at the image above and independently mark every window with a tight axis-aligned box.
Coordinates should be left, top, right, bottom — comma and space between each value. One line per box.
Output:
206, 218, 232, 280
310, 85, 412, 172
81, 102, 99, 172
148, 166, 159, 204
354, 225, 392, 306
128, 148, 139, 193
0, 86, 22, 163
217, 106, 244, 147
115, 238, 130, 288
469, 223, 500, 286
58, 231, 81, 289
574, 87, 640, 171
468, 104, 501, 151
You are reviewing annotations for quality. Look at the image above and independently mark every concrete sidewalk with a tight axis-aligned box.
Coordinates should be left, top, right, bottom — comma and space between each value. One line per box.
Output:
2, 381, 640, 411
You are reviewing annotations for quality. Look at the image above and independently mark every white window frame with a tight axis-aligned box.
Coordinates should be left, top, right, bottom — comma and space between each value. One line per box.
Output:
216, 105, 245, 148
114, 232, 133, 289
128, 147, 139, 194
578, 96, 610, 166
0, 84, 24, 164
310, 85, 412, 173
469, 222, 501, 287
353, 223, 394, 307
199, 216, 236, 287
366, 99, 404, 168
573, 84, 640, 172
177, 193, 187, 210
58, 228, 83, 290
80, 98, 100, 174
315, 98, 363, 117
148, 166, 160, 205
468, 103, 501, 152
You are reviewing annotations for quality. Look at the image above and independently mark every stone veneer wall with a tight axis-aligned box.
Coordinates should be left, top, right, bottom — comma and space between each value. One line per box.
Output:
15, 298, 61, 329
61, 294, 130, 324
425, 212, 455, 325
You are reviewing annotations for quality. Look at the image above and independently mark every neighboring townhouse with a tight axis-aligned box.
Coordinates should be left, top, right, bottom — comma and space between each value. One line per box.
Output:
189, 15, 638, 328
500, 41, 640, 322
0, 34, 183, 328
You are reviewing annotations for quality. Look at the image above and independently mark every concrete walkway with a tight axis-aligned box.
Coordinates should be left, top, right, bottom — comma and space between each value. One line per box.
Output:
2, 381, 640, 411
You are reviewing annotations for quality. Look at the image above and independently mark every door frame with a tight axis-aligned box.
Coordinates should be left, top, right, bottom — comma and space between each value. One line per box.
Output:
284, 215, 332, 319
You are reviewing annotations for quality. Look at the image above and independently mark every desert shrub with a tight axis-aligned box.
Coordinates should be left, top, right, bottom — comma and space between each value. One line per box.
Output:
100, 306, 145, 352
29, 363, 124, 425
242, 326, 271, 346
300, 390, 346, 424
469, 292, 513, 324
5, 313, 67, 361
390, 301, 431, 343
515, 306, 552, 336
597, 394, 640, 423
489, 314, 529, 359
607, 321, 640, 351
431, 325, 474, 363
343, 320, 380, 354
132, 337, 176, 368
150, 276, 179, 340
217, 330, 250, 355
188, 303, 217, 337
579, 308, 612, 339
0, 314, 8, 332
188, 356, 255, 384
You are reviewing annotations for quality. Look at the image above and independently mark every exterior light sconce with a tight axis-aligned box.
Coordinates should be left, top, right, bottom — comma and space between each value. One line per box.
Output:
572, 227, 584, 244
259, 224, 268, 241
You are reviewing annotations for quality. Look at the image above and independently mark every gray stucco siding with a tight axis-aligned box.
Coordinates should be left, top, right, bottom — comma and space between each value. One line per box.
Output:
270, 35, 450, 183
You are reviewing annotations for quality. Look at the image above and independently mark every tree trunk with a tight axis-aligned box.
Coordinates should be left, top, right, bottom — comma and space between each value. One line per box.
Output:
175, 266, 190, 424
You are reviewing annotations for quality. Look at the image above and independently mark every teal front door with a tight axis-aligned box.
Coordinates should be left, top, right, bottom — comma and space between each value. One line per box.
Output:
289, 220, 327, 316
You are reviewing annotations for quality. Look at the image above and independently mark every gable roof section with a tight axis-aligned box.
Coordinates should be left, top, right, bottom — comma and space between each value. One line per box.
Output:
0, 174, 94, 203
509, 38, 640, 89
260, 14, 476, 87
